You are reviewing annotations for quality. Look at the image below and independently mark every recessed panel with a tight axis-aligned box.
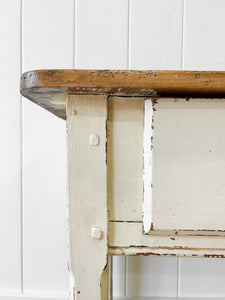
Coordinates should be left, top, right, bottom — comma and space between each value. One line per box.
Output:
144, 98, 225, 234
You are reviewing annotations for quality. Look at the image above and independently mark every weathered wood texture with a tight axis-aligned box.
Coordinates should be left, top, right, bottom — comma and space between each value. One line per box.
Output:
67, 95, 108, 300
21, 70, 225, 119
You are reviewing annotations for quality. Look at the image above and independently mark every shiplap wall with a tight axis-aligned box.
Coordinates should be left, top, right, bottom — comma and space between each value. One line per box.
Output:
2, 0, 225, 299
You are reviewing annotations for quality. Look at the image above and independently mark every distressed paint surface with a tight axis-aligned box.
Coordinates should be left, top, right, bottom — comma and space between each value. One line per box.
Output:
22, 83, 225, 297
107, 97, 144, 222
67, 95, 108, 300
109, 222, 225, 257
144, 98, 225, 235
143, 100, 154, 233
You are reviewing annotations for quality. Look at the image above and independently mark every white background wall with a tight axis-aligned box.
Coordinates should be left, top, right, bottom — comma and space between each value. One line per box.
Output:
2, 0, 225, 299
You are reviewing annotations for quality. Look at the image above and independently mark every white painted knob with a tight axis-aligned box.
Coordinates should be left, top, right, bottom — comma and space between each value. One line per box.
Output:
89, 134, 99, 146
91, 227, 102, 240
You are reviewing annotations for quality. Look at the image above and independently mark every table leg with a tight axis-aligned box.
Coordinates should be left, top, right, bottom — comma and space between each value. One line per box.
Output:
67, 94, 108, 300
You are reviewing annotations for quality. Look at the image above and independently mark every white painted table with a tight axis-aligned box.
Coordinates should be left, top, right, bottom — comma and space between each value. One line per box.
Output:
21, 70, 225, 300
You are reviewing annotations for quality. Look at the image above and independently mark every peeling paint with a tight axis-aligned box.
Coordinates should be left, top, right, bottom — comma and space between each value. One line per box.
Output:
21, 70, 225, 120
109, 220, 142, 223
73, 287, 75, 300
204, 254, 225, 258
143, 99, 155, 233
105, 118, 108, 165
109, 246, 225, 258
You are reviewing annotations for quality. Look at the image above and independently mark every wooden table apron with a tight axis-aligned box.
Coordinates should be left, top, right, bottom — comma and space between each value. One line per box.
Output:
20, 70, 225, 300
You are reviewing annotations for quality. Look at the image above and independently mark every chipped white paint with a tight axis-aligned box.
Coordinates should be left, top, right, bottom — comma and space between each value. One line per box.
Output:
109, 222, 225, 256
89, 134, 100, 146
143, 99, 154, 233
66, 95, 225, 298
110, 245, 225, 258
67, 94, 108, 300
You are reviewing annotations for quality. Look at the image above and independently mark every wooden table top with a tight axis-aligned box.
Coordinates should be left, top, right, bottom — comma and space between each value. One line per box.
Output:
20, 69, 225, 120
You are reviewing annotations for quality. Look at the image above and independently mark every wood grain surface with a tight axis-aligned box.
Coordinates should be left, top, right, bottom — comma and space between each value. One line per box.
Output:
21, 69, 225, 119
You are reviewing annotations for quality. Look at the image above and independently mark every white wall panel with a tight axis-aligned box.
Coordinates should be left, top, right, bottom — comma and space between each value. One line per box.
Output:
75, 0, 128, 69
112, 256, 126, 298
129, 0, 183, 70
22, 0, 74, 70
183, 0, 225, 70
179, 258, 225, 297
0, 0, 21, 292
126, 257, 178, 297
22, 0, 73, 294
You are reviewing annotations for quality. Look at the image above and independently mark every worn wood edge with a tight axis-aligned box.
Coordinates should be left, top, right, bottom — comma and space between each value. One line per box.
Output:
109, 246, 225, 258
143, 99, 153, 233
21, 69, 225, 96
21, 87, 67, 120
145, 224, 225, 236
109, 222, 225, 253
113, 298, 221, 300
21, 69, 225, 119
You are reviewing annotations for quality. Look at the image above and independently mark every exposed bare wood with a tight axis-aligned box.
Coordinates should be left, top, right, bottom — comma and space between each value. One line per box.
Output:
21, 70, 225, 119
109, 246, 225, 258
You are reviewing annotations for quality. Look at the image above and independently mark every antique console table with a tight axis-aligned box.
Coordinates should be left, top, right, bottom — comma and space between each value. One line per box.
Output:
21, 70, 225, 300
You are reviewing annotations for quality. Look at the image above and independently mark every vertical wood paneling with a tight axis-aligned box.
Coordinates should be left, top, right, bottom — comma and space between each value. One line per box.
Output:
126, 257, 178, 297
75, 0, 128, 69
129, 0, 183, 70
22, 0, 73, 293
179, 258, 225, 297
0, 0, 21, 292
183, 0, 225, 70
112, 256, 126, 298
